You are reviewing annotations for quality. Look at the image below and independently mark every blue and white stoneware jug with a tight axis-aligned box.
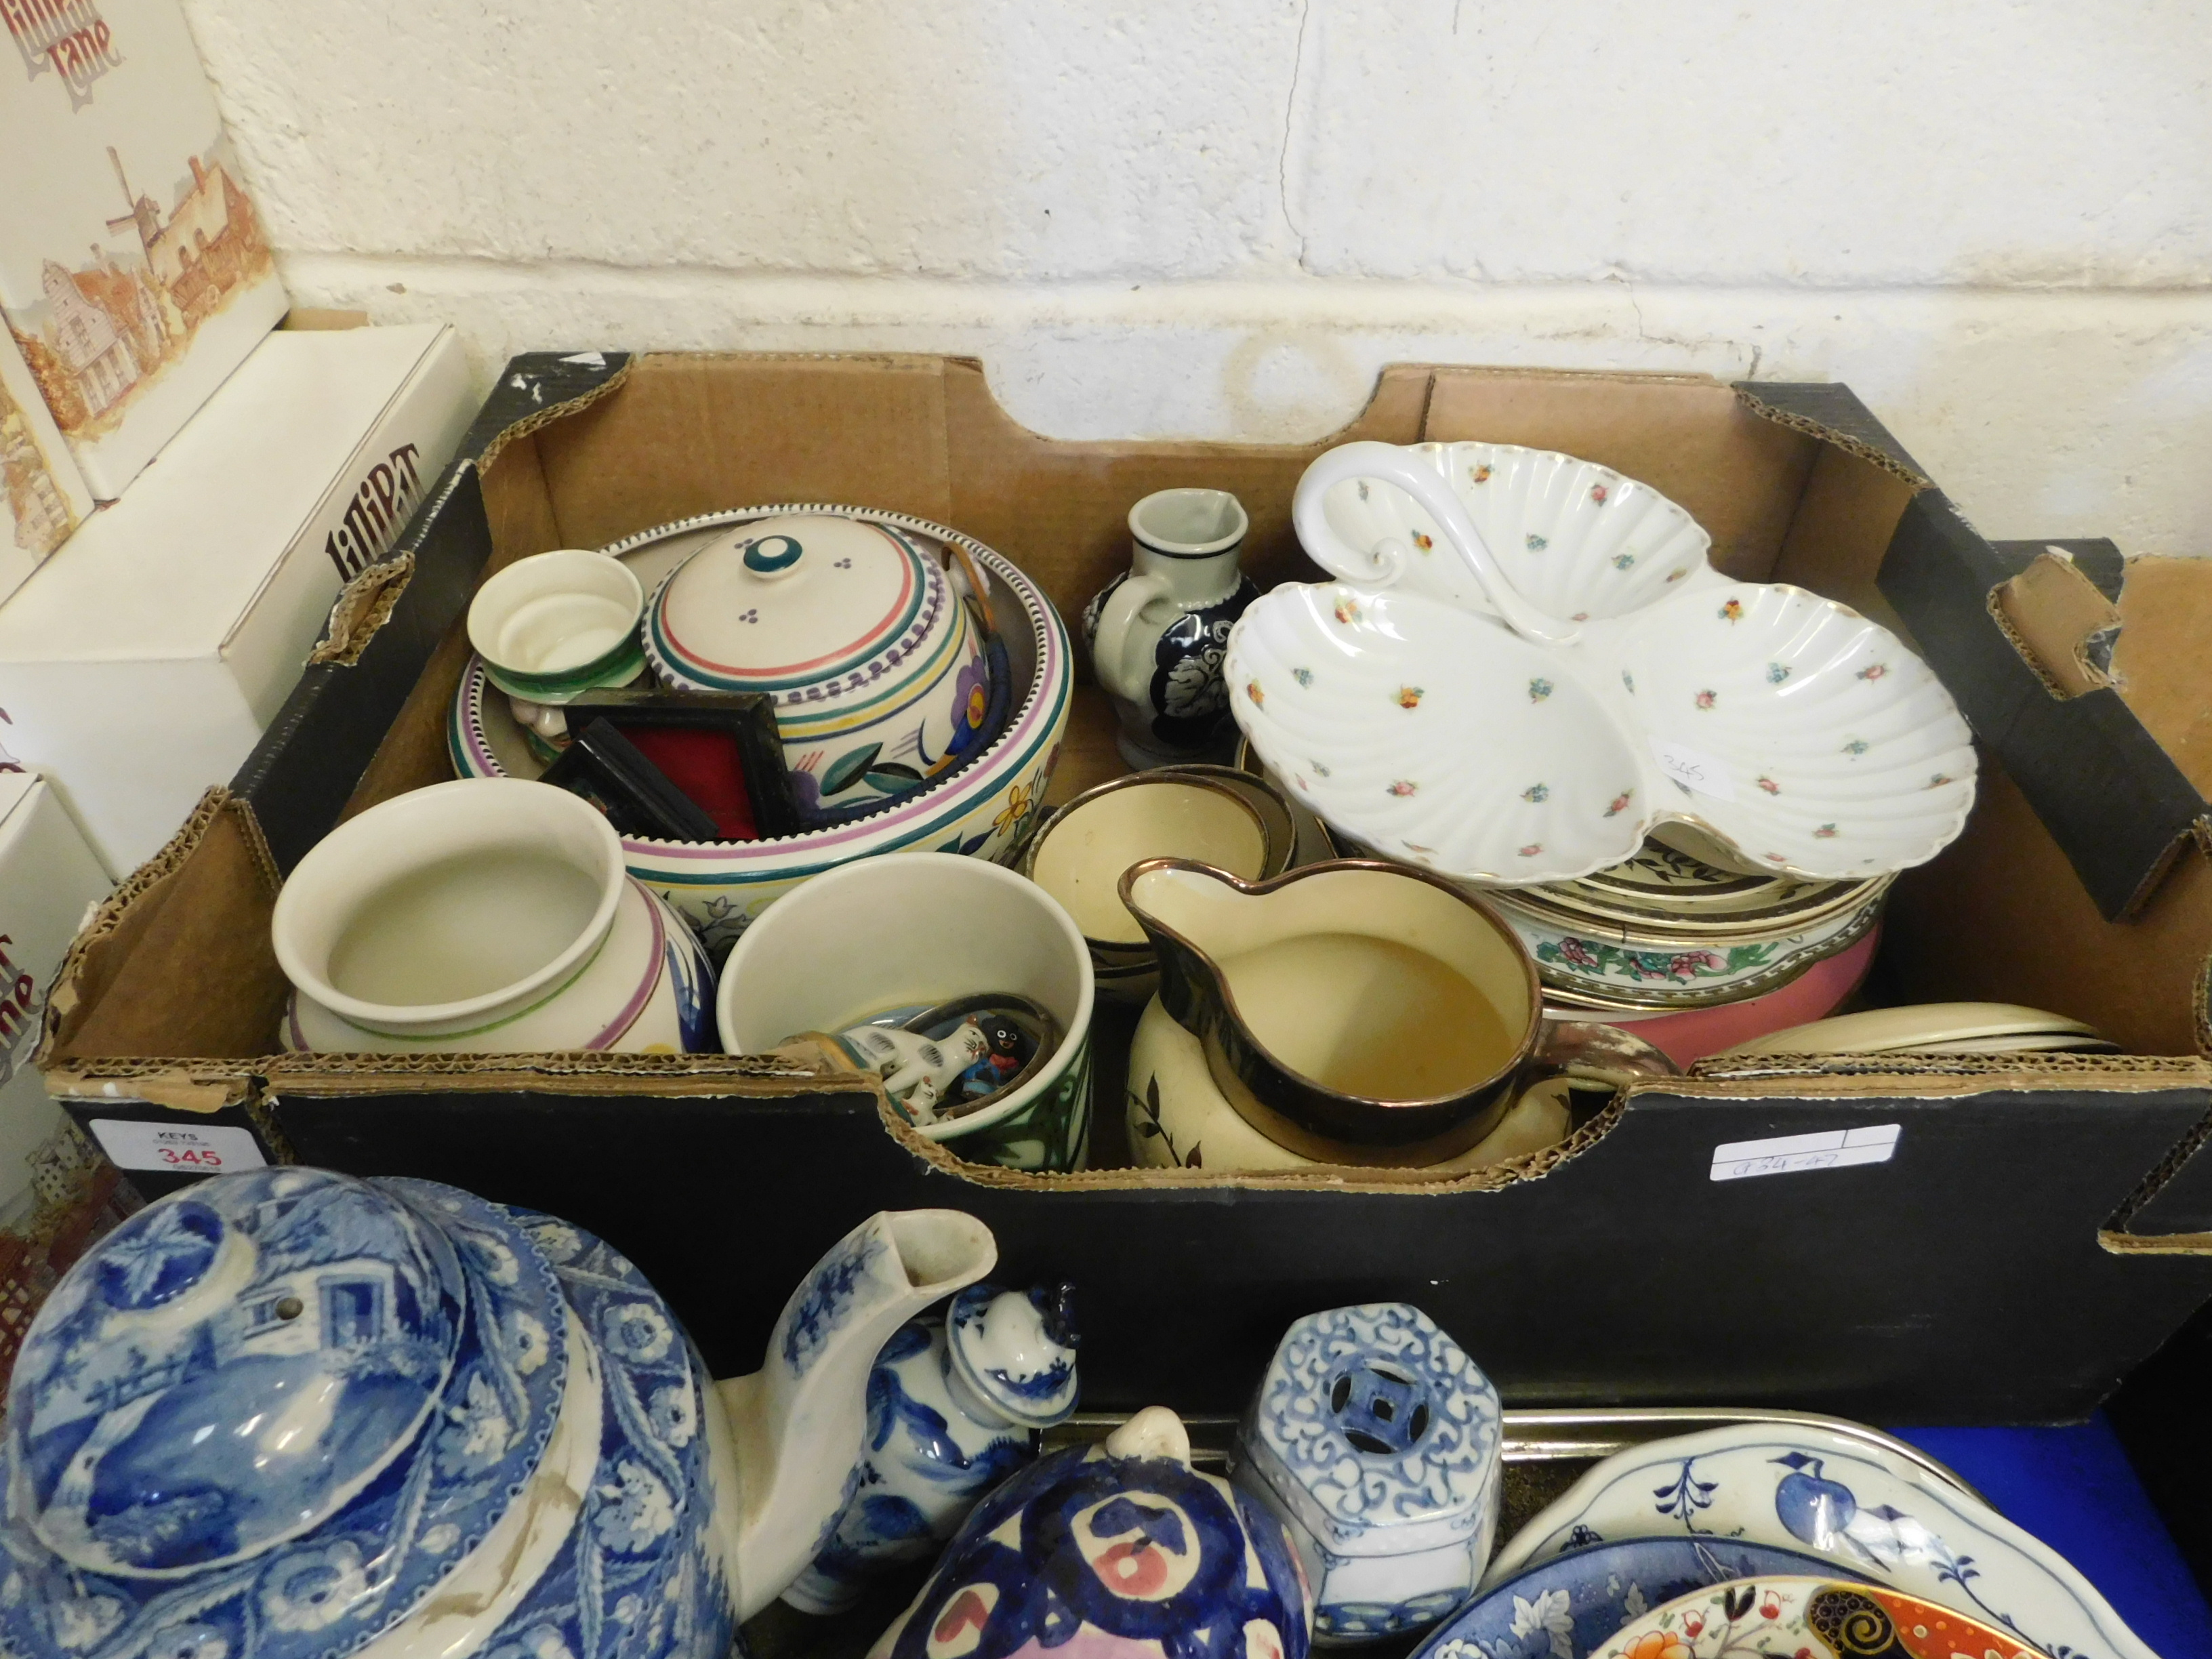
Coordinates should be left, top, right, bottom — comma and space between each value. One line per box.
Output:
0, 1168, 995, 1659
868, 1406, 1312, 1659
1229, 1303, 1502, 1645
784, 1281, 1081, 1614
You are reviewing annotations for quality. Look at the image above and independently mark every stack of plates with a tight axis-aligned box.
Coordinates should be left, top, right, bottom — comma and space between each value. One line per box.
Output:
1486, 823, 1891, 1012
1719, 1001, 2114, 1057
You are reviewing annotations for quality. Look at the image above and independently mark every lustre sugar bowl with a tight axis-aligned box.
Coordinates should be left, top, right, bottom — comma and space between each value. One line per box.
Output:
869, 1406, 1313, 1659
1084, 488, 1257, 768
644, 512, 989, 816
274, 776, 715, 1052
1231, 1304, 1501, 1644
785, 1282, 1082, 1614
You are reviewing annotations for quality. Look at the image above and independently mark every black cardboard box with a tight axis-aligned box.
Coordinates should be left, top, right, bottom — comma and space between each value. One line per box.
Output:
39, 354, 2212, 1425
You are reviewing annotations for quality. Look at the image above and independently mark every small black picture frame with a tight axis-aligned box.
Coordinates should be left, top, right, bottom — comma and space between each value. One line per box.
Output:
557, 688, 802, 841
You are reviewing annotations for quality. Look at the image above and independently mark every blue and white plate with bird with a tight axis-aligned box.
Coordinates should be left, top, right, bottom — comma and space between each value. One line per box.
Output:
1481, 1423, 2150, 1659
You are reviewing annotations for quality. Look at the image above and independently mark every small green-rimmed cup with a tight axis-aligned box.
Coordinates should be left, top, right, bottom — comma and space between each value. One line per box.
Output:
468, 548, 647, 703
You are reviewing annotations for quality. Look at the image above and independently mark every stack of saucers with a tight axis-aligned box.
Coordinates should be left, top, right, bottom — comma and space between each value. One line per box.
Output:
1488, 823, 1891, 1015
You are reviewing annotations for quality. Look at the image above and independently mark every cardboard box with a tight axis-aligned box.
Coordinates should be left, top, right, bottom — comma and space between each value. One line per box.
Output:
0, 769, 110, 1218
0, 324, 94, 596
0, 0, 288, 498
0, 323, 474, 872
39, 354, 2212, 1425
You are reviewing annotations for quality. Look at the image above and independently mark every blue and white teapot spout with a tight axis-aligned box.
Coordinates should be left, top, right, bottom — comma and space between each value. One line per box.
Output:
705, 1209, 999, 1620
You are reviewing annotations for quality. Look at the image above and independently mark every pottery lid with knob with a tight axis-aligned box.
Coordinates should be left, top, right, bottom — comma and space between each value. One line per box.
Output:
0, 1168, 572, 1659
644, 512, 964, 696
946, 1282, 1080, 1428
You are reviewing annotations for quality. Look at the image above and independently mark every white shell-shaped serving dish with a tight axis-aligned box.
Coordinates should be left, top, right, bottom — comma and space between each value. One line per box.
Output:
1310, 441, 1723, 620
1227, 579, 1976, 886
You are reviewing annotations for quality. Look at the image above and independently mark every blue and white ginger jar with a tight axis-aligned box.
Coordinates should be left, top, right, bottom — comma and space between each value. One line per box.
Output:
785, 1282, 1080, 1614
1231, 1303, 1502, 1645
0, 1168, 733, 1659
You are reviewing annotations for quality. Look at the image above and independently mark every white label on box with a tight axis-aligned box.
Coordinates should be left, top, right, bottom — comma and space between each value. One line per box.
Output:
1650, 737, 1738, 802
1710, 1124, 1900, 1182
89, 1120, 266, 1176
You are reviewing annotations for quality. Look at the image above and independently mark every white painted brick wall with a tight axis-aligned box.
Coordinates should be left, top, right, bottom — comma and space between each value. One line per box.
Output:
181, 0, 2212, 552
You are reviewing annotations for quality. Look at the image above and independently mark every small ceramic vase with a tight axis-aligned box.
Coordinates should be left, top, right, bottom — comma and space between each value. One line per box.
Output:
1231, 1304, 1502, 1645
467, 548, 649, 747
644, 514, 990, 816
869, 1406, 1313, 1659
1084, 489, 1257, 769
273, 777, 716, 1052
718, 852, 1096, 1172
784, 1282, 1082, 1614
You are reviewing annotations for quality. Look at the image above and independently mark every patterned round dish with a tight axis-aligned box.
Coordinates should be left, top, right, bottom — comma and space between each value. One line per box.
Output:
1587, 1576, 2045, 1659
1227, 580, 1975, 886
451, 507, 1071, 952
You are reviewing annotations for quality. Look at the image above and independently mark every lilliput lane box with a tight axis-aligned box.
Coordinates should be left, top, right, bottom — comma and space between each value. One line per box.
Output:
0, 321, 92, 597
0, 0, 287, 498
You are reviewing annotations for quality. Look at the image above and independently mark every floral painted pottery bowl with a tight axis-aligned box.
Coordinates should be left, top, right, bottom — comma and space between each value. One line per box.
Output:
1542, 925, 1878, 1067
867, 1406, 1313, 1659
1486, 1423, 2152, 1659
1120, 859, 1673, 1165
785, 1281, 1081, 1615
1231, 1304, 1500, 1643
1299, 440, 1719, 626
1410, 1538, 1862, 1659
644, 513, 987, 815
273, 777, 716, 1052
718, 852, 1095, 1172
0, 1166, 735, 1659
468, 546, 648, 721
1587, 1577, 2047, 1659
1229, 578, 1976, 888
1485, 881, 1883, 1011
1126, 993, 1576, 1175
449, 509, 1071, 954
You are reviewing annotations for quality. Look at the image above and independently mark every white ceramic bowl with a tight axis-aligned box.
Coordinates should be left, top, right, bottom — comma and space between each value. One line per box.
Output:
466, 548, 647, 703
717, 853, 1095, 1171
450, 507, 1073, 954
1227, 579, 1975, 885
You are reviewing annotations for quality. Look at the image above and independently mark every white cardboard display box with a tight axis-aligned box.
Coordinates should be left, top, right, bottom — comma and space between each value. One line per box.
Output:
0, 769, 110, 1219
0, 323, 476, 872
0, 0, 288, 497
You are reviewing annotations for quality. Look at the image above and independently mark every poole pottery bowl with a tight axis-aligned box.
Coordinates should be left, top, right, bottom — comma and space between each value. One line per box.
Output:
273, 777, 716, 1052
644, 513, 987, 814
1586, 1577, 2047, 1659
450, 508, 1073, 953
718, 852, 1095, 1172
1231, 1304, 1502, 1644
1410, 1538, 1864, 1659
867, 1406, 1313, 1659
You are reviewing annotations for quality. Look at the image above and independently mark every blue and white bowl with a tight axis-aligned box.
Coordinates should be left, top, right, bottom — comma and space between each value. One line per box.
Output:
0, 1169, 732, 1659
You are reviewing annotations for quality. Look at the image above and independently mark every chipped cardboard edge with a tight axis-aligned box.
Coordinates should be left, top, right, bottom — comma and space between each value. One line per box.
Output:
311, 551, 415, 667
477, 354, 636, 476
1732, 385, 1931, 489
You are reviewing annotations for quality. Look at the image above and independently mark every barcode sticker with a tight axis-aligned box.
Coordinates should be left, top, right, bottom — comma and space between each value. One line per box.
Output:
1649, 737, 1738, 802
89, 1120, 266, 1175
1710, 1124, 1900, 1182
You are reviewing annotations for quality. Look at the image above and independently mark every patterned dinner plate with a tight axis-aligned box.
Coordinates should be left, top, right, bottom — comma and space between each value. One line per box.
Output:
1589, 1576, 2047, 1659
1484, 1425, 2149, 1659
1411, 1538, 1856, 1659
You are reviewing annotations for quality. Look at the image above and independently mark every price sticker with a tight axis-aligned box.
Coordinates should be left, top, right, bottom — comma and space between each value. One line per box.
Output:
87, 1120, 266, 1174
1710, 1124, 1900, 1182
1648, 736, 1738, 802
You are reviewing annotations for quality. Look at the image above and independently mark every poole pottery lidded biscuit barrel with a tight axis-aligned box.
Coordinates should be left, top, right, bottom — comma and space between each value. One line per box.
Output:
0, 1168, 999, 1659
869, 1406, 1313, 1659
644, 513, 990, 817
